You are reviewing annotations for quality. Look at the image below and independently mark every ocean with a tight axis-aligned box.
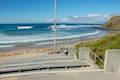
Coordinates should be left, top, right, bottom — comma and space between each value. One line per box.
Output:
0, 23, 108, 49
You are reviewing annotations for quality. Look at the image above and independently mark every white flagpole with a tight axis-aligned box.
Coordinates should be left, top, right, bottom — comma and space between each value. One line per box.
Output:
54, 0, 57, 53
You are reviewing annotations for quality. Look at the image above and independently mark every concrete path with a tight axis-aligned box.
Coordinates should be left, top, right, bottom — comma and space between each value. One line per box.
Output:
0, 54, 75, 66
0, 70, 120, 80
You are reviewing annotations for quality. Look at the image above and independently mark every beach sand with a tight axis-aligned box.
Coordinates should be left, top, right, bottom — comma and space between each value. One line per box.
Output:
0, 47, 54, 57
0, 37, 104, 58
0, 40, 77, 57
0, 30, 116, 58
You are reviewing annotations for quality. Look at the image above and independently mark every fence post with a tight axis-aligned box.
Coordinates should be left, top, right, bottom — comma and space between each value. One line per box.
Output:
79, 47, 90, 61
94, 55, 96, 63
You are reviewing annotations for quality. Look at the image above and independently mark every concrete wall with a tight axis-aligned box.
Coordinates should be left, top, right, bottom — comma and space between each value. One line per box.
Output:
104, 49, 120, 72
79, 47, 90, 61
69, 48, 77, 58
59, 47, 77, 58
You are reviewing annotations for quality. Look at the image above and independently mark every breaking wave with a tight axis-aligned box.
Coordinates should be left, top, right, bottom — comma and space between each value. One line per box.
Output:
0, 30, 100, 45
49, 24, 99, 30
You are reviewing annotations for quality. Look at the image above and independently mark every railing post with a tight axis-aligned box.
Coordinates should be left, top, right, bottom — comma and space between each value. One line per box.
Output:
90, 49, 104, 69
94, 55, 96, 63
79, 47, 90, 61
65, 66, 67, 69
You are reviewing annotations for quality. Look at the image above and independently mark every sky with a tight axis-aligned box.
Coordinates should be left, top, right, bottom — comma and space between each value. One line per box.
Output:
0, 0, 120, 23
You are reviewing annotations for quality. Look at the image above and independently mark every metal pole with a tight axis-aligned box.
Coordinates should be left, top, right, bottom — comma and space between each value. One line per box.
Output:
54, 0, 57, 53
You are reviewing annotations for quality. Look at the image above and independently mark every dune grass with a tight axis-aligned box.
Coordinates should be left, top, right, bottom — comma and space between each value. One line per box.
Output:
75, 32, 120, 68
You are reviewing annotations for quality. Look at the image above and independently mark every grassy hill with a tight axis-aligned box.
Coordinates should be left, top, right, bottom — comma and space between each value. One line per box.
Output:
103, 16, 120, 30
76, 16, 120, 68
75, 32, 120, 68
75, 32, 120, 60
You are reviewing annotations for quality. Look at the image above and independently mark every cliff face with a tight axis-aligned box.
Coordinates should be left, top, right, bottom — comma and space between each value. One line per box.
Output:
103, 16, 120, 29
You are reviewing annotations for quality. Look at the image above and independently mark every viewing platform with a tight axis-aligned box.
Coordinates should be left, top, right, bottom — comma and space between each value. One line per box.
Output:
0, 47, 120, 80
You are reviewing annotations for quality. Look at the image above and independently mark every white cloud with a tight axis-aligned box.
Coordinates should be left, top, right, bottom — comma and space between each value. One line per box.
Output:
87, 14, 103, 17
73, 16, 79, 18
87, 14, 111, 20
64, 14, 111, 23
47, 13, 111, 23
62, 18, 69, 21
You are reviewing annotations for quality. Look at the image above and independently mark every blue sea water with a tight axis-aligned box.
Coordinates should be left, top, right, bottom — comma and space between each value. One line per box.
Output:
0, 23, 108, 49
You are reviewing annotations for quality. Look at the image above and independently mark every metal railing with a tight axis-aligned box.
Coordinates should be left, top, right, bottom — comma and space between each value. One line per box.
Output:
90, 50, 104, 69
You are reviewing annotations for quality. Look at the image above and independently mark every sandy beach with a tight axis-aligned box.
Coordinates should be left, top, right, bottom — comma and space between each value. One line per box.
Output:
0, 47, 54, 57
0, 36, 103, 58
0, 29, 116, 58
0, 40, 77, 57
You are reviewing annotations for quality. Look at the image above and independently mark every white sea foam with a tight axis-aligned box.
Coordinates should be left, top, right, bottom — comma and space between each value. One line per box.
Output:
57, 30, 100, 39
34, 42, 54, 45
0, 45, 15, 48
49, 24, 99, 30
0, 30, 100, 45
17, 26, 33, 29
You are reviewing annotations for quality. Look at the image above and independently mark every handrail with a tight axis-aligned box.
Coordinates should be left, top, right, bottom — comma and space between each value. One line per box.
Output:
90, 50, 104, 66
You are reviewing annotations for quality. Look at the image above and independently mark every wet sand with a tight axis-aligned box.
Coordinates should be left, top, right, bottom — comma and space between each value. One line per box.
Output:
0, 47, 54, 57
0, 30, 115, 57
0, 38, 98, 57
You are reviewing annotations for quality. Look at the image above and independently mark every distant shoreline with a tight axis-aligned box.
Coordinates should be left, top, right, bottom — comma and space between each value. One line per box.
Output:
0, 24, 112, 57
0, 30, 108, 50
0, 30, 111, 57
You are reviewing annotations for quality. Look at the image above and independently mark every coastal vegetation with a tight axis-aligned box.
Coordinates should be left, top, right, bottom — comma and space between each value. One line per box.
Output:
76, 16, 120, 68
75, 32, 120, 68
103, 16, 120, 30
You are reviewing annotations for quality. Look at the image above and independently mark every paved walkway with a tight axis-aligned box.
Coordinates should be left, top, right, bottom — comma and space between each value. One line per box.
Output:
1, 71, 120, 80
0, 54, 75, 66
